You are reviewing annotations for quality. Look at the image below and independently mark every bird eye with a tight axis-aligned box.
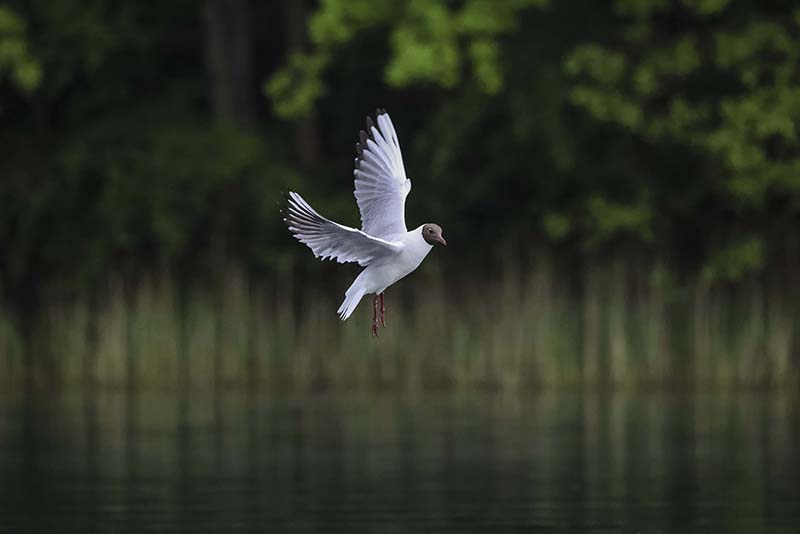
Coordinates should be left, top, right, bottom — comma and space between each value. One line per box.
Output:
428, 228, 433, 233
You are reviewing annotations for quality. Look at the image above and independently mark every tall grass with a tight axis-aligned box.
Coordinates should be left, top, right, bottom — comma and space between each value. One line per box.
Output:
0, 258, 796, 391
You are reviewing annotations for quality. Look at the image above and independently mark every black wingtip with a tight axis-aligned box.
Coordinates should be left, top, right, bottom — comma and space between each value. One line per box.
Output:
279, 191, 292, 228
356, 109, 389, 159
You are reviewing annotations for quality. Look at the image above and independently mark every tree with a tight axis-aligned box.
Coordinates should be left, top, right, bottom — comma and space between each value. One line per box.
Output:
0, 5, 41, 93
564, 0, 800, 279
265, 0, 549, 118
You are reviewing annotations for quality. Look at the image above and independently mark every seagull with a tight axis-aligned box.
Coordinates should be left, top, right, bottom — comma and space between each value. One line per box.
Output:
284, 109, 447, 336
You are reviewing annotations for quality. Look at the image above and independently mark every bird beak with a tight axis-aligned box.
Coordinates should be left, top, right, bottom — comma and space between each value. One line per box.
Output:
436, 235, 447, 247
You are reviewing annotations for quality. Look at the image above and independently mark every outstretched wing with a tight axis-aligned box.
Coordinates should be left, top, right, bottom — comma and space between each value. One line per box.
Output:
354, 109, 411, 239
284, 191, 403, 266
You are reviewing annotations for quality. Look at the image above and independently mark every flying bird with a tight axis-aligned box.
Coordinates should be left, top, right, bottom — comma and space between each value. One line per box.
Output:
284, 109, 447, 336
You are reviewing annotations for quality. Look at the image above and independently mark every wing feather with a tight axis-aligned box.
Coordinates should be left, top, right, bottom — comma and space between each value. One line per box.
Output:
353, 109, 410, 239
284, 192, 402, 266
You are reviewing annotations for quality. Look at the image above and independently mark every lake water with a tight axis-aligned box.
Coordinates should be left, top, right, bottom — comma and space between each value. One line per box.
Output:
0, 391, 797, 533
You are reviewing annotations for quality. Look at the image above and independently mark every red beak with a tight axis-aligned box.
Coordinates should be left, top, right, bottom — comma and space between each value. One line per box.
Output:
436, 236, 447, 246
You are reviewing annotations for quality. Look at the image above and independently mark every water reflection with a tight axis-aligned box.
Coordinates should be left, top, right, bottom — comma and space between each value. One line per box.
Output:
0, 391, 797, 533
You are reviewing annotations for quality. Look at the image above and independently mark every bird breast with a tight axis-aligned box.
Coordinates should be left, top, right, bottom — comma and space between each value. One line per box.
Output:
365, 229, 432, 294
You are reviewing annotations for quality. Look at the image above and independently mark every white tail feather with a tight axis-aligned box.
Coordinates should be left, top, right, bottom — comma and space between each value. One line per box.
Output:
337, 280, 367, 321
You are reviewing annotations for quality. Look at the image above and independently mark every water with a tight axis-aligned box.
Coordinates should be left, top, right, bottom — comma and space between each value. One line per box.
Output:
0, 391, 798, 533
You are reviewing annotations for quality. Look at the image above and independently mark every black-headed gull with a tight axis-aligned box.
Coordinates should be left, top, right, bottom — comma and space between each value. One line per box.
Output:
284, 109, 447, 336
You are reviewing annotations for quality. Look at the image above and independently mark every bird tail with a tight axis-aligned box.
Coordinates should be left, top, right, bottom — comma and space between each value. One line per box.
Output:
337, 279, 367, 321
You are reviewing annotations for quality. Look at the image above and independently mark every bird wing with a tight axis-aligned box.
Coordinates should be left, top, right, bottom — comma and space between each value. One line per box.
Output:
354, 109, 411, 239
285, 191, 403, 266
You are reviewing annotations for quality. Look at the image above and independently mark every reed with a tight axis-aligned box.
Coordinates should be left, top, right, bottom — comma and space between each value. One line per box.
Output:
0, 259, 796, 392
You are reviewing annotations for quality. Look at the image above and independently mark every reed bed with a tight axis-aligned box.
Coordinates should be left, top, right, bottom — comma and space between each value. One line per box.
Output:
0, 259, 796, 392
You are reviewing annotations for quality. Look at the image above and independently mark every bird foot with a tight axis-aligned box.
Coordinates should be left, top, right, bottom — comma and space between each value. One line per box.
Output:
372, 294, 380, 337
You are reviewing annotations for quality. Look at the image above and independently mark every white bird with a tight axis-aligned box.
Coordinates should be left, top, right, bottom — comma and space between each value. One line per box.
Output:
284, 109, 447, 336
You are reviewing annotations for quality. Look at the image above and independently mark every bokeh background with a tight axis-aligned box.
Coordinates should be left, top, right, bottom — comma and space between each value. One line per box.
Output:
1, 0, 799, 392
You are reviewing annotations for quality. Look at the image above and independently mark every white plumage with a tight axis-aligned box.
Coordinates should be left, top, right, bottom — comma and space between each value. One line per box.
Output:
284, 109, 446, 330
354, 111, 410, 238
286, 191, 402, 266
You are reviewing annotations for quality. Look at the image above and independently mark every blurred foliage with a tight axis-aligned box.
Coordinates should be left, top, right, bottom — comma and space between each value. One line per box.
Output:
564, 0, 800, 269
0, 0, 798, 329
265, 0, 549, 117
0, 5, 41, 92
701, 234, 765, 283
266, 0, 799, 282
0, 0, 299, 319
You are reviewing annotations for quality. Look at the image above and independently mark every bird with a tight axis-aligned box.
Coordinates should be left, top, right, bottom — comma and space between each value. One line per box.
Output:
284, 109, 447, 336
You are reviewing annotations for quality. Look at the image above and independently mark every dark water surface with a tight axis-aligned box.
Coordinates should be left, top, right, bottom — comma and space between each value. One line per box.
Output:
0, 391, 798, 533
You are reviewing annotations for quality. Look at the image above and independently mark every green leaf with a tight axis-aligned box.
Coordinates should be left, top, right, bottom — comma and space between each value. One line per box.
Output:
469, 38, 503, 94
702, 236, 765, 282
264, 52, 329, 119
0, 6, 42, 94
542, 211, 571, 241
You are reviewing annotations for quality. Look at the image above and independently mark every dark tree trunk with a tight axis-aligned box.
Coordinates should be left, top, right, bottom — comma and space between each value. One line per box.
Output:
245, 277, 258, 392
175, 281, 190, 392
123, 276, 137, 393
204, 0, 255, 126
83, 287, 100, 390
211, 232, 227, 395
12, 273, 46, 391
284, 0, 321, 167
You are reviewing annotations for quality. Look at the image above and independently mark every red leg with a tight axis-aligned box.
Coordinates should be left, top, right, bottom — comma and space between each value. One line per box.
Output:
371, 295, 379, 337
379, 293, 386, 327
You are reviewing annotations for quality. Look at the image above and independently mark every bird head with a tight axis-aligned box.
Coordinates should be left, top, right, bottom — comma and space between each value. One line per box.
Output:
422, 223, 447, 247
